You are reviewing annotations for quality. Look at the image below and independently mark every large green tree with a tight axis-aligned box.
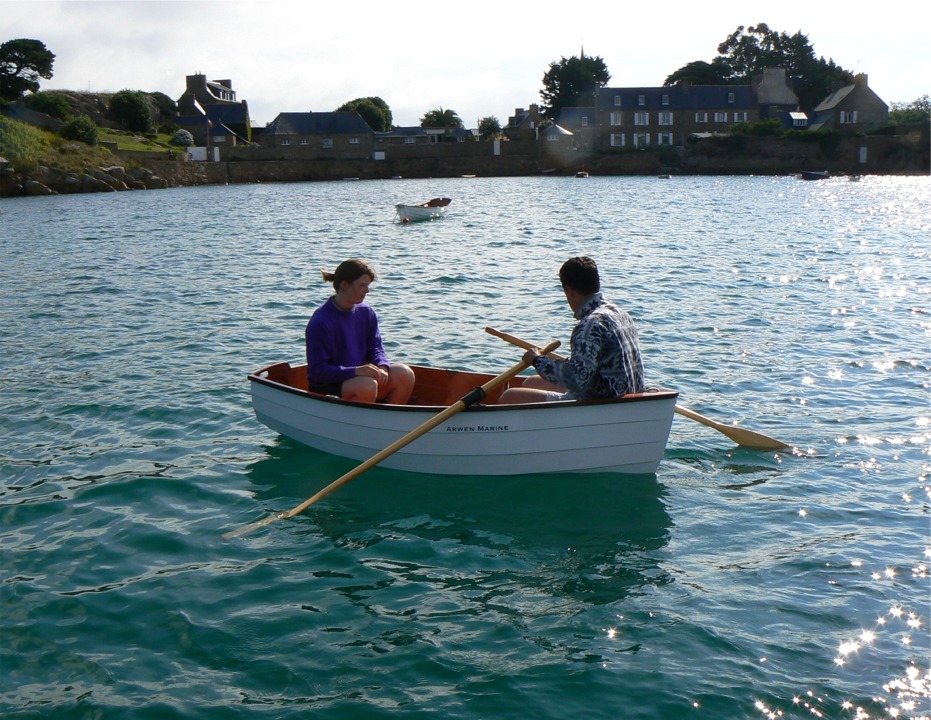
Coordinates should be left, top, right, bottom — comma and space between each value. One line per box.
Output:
337, 96, 392, 132
0, 38, 55, 101
420, 107, 463, 128
539, 52, 610, 119
664, 24, 854, 111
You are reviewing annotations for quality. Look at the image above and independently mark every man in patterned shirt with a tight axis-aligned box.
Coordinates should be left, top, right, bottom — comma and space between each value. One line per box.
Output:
499, 256, 644, 403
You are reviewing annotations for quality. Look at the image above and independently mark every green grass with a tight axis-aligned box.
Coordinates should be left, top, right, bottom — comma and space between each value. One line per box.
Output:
98, 128, 177, 152
1, 115, 123, 173
0, 117, 178, 174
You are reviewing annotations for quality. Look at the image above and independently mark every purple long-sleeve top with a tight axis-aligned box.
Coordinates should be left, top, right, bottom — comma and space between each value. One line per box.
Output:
305, 297, 390, 387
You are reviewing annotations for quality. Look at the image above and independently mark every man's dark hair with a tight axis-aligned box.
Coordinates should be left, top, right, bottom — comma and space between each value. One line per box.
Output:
559, 256, 600, 295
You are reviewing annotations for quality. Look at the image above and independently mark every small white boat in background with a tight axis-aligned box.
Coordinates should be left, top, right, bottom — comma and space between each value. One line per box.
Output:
249, 361, 678, 476
396, 197, 451, 223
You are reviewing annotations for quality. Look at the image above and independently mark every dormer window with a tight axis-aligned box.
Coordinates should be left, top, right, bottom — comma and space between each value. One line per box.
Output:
728, 92, 735, 104
614, 95, 622, 107
662, 94, 669, 106
638, 95, 646, 106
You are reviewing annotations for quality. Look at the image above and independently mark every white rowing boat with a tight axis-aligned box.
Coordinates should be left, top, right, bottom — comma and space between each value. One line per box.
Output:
249, 362, 679, 475
395, 197, 451, 222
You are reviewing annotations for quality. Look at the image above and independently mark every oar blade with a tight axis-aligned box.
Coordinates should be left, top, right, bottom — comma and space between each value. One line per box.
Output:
717, 426, 791, 451
221, 512, 285, 540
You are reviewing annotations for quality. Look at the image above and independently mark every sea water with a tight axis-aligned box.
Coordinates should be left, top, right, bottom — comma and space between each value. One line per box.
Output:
1, 174, 929, 719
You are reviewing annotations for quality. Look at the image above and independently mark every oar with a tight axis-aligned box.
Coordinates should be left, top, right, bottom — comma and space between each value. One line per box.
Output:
484, 326, 791, 451
221, 339, 561, 540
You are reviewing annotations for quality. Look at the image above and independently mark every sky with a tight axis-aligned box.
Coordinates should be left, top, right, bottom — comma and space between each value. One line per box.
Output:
4, 0, 930, 128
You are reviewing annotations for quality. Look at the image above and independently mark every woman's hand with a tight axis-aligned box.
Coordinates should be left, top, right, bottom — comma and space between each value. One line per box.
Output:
355, 363, 388, 385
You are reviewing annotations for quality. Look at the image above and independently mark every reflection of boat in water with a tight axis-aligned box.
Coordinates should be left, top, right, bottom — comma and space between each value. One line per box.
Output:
249, 361, 678, 476
395, 197, 451, 222
245, 443, 672, 563
800, 170, 830, 181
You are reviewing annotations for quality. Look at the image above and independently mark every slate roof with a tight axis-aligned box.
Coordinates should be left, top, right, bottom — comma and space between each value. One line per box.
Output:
556, 107, 596, 128
597, 86, 757, 110
377, 126, 428, 138
814, 85, 855, 112
265, 112, 375, 135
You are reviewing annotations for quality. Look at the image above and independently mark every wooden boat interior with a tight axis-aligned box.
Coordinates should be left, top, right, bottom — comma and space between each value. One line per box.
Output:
252, 362, 524, 407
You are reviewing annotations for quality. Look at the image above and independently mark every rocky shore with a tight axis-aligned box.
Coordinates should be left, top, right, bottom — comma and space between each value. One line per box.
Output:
0, 161, 168, 197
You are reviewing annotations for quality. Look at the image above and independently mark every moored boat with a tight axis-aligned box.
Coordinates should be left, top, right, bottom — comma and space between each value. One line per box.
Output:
395, 197, 451, 222
800, 170, 830, 180
249, 362, 679, 475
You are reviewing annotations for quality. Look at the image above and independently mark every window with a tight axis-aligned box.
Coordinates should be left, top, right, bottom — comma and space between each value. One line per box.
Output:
609, 111, 623, 126
733, 112, 747, 122
714, 112, 728, 123
404, 137, 416, 144
634, 112, 649, 126
659, 112, 673, 126
614, 95, 622, 107
662, 94, 669, 106
610, 133, 625, 147
581, 116, 589, 127
322, 138, 333, 148
694, 112, 708, 123
840, 110, 858, 124
280, 138, 291, 146
349, 137, 360, 144
299, 138, 309, 145
727, 92, 735, 104
638, 94, 646, 106
634, 132, 650, 147
547, 133, 560, 141
658, 132, 674, 146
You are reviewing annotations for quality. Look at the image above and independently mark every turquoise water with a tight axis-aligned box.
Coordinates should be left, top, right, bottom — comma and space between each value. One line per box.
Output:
1, 175, 929, 719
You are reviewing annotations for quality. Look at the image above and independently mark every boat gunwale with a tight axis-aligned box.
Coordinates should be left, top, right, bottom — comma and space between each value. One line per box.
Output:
249, 367, 679, 413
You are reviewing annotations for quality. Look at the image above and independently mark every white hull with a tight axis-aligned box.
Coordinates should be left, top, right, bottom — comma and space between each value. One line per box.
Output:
396, 203, 447, 222
250, 364, 677, 476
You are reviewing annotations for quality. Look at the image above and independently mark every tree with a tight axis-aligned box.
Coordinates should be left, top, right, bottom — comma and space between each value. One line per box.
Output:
664, 60, 729, 87
337, 96, 392, 132
889, 95, 931, 124
110, 89, 152, 133
713, 24, 853, 111
0, 38, 55, 101
478, 116, 502, 140
539, 52, 610, 119
420, 107, 463, 128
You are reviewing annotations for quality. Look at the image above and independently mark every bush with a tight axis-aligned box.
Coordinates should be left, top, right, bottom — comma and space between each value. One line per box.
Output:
60, 115, 99, 146
110, 89, 152, 133
25, 91, 71, 120
171, 129, 194, 146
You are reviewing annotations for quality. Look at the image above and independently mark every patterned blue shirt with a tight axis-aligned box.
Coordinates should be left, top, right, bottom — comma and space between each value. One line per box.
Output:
533, 292, 645, 400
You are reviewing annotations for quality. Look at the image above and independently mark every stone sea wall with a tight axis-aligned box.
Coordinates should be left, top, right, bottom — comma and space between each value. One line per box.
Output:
1, 132, 926, 198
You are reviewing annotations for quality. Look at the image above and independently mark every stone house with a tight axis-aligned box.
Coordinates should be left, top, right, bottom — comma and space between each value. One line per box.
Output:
752, 68, 802, 128
809, 74, 889, 133
258, 111, 375, 158
595, 84, 759, 150
176, 73, 251, 144
504, 104, 545, 141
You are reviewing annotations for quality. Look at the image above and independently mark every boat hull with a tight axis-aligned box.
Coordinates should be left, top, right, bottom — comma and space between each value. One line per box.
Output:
396, 204, 446, 222
249, 364, 678, 476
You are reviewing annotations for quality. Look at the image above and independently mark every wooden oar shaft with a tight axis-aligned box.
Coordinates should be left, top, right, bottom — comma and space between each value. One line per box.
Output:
222, 340, 561, 540
485, 326, 791, 451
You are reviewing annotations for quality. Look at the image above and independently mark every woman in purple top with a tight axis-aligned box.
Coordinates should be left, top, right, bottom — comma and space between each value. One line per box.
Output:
305, 259, 415, 404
